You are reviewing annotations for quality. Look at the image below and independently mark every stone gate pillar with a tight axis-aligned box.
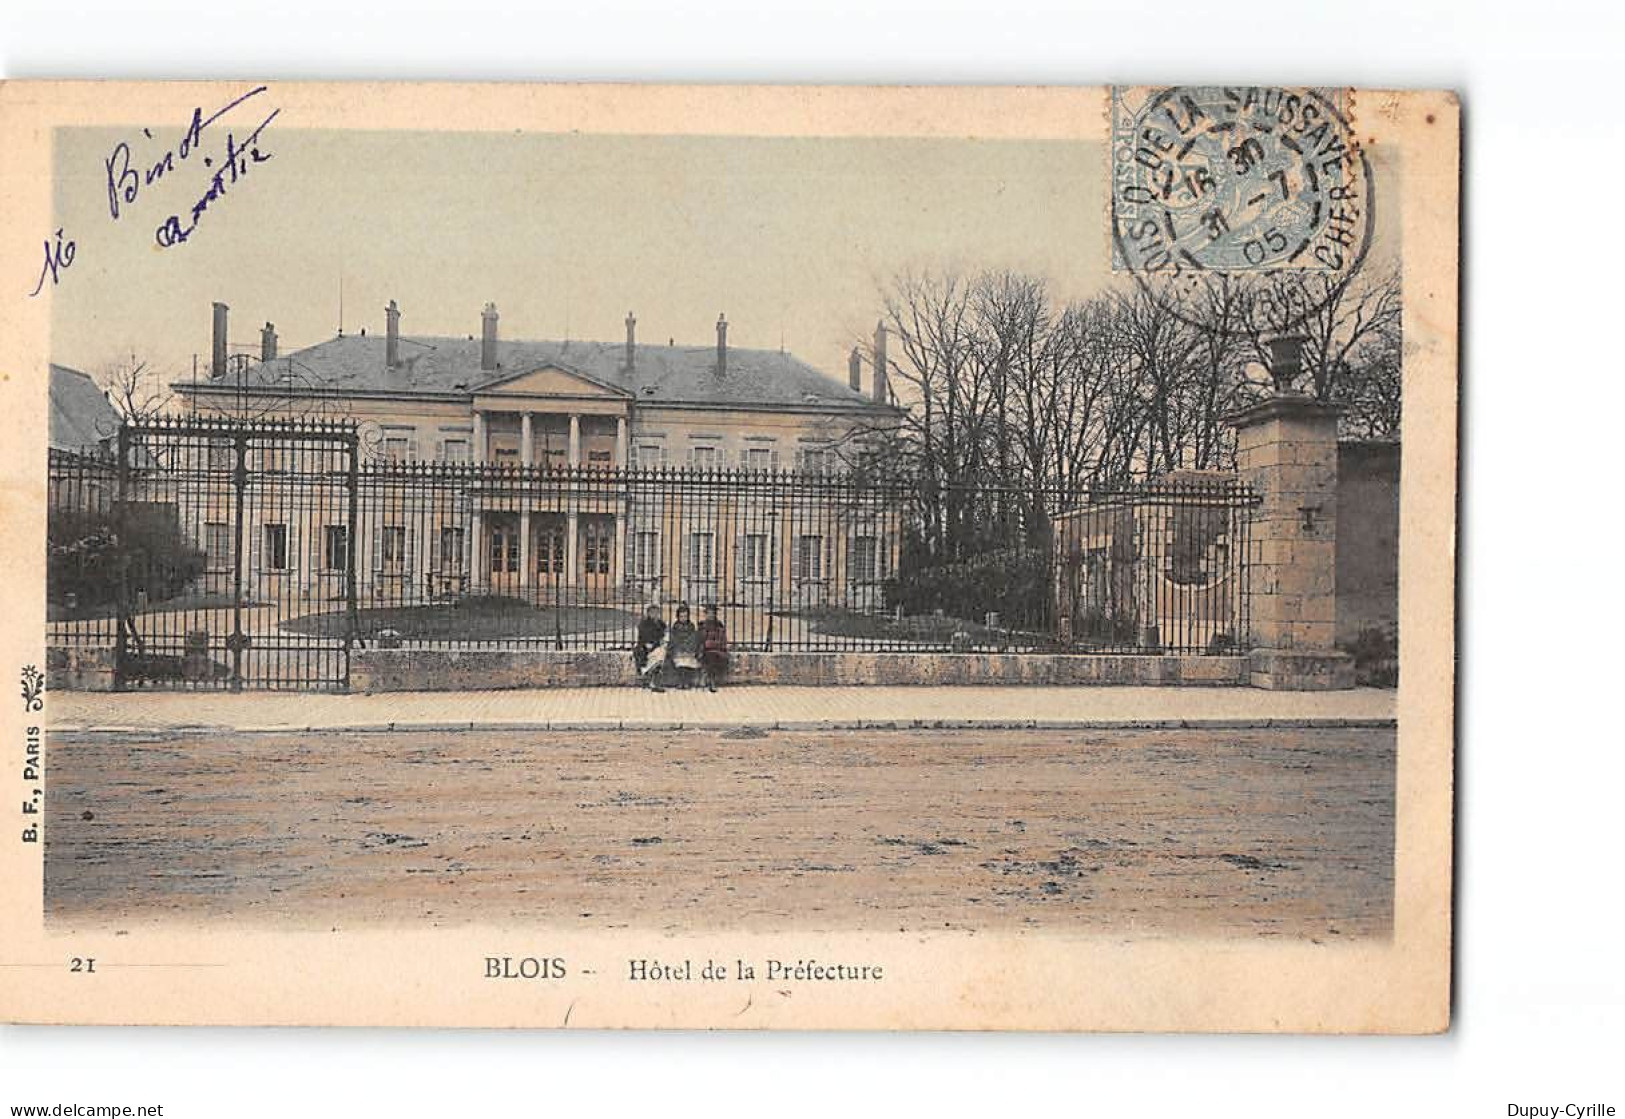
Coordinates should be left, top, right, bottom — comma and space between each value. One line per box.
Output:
1226, 336, 1355, 690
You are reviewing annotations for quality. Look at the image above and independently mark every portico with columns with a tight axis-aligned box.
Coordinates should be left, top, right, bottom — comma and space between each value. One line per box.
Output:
469, 369, 632, 597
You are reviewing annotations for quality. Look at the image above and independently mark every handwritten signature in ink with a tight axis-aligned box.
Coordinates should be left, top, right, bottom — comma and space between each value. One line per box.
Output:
27, 227, 76, 298
152, 105, 280, 249
104, 85, 270, 221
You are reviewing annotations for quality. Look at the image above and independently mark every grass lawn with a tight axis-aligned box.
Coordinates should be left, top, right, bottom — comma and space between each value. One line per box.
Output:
47, 593, 261, 623
775, 606, 1036, 645
280, 596, 640, 641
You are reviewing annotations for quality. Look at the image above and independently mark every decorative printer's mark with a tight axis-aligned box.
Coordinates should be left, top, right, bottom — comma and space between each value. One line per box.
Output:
20, 665, 44, 712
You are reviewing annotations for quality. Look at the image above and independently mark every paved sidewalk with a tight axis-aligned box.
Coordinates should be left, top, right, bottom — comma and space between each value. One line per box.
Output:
49, 685, 1397, 735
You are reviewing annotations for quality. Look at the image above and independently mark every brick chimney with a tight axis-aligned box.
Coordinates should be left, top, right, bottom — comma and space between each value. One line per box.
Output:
625, 311, 637, 371
386, 300, 401, 368
481, 302, 499, 371
716, 313, 728, 377
849, 346, 862, 392
260, 322, 277, 363
210, 301, 229, 379
872, 320, 889, 404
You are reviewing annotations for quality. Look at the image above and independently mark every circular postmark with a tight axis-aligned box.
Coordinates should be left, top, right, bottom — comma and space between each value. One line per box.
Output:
1110, 86, 1375, 336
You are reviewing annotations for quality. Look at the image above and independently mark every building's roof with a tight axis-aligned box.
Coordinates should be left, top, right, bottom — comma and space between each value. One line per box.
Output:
182, 333, 888, 413
49, 364, 124, 451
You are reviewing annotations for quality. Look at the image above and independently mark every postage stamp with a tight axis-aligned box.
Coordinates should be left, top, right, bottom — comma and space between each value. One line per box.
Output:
0, 82, 1456, 1033
1111, 85, 1375, 336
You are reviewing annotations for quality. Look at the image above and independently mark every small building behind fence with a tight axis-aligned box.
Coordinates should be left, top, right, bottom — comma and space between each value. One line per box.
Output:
1051, 471, 1256, 656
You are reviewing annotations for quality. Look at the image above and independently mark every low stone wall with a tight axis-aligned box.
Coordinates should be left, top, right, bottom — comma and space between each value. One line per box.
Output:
1248, 648, 1356, 691
350, 648, 1249, 692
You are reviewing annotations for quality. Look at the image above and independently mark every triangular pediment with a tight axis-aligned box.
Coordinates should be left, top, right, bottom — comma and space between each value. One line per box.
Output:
475, 363, 629, 400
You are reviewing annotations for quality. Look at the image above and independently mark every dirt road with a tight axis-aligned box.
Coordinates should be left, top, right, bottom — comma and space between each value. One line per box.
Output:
45, 725, 1394, 939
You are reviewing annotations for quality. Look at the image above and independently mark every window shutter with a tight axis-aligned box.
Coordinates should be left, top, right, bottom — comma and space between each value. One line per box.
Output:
435, 439, 445, 462
405, 525, 416, 579
430, 525, 442, 571
371, 519, 384, 578
770, 449, 780, 472
736, 533, 746, 581
791, 535, 804, 582
794, 448, 805, 472
824, 535, 834, 583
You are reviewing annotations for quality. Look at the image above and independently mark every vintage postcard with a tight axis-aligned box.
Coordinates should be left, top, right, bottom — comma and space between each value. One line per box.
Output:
0, 82, 1457, 1031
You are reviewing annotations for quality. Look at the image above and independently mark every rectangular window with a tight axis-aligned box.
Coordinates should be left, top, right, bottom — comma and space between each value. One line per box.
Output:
204, 522, 232, 571
440, 438, 470, 463
800, 447, 832, 474
381, 525, 407, 572
587, 449, 613, 465
742, 534, 769, 580
207, 439, 233, 471
263, 523, 288, 571
635, 443, 664, 469
633, 531, 660, 578
383, 436, 412, 463
536, 522, 566, 575
745, 446, 773, 471
584, 518, 613, 575
323, 525, 349, 572
687, 531, 715, 578
797, 534, 823, 581
438, 526, 465, 571
850, 535, 878, 582
691, 445, 720, 470
261, 445, 289, 474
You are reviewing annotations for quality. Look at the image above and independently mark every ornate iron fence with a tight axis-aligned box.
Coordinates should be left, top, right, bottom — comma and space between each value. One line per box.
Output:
47, 418, 1261, 689
49, 418, 359, 691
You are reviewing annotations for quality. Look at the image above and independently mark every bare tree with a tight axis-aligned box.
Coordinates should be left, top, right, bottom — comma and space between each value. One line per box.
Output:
870, 260, 1402, 569
1336, 318, 1403, 439
880, 269, 994, 560
94, 352, 172, 422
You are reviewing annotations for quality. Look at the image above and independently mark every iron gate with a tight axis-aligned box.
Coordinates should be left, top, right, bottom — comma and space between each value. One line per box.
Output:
108, 417, 359, 691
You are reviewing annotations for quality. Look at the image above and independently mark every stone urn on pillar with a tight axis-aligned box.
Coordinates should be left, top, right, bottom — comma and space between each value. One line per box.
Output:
1224, 334, 1355, 690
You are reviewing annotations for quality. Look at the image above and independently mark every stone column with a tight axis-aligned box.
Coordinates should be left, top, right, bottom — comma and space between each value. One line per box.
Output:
612, 511, 627, 596
566, 510, 579, 589
615, 414, 630, 602
471, 408, 487, 593
519, 412, 533, 592
568, 414, 582, 468
1226, 352, 1354, 690
519, 511, 533, 594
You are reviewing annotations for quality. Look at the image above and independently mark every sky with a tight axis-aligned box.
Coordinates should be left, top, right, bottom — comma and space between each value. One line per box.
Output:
48, 124, 1113, 385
